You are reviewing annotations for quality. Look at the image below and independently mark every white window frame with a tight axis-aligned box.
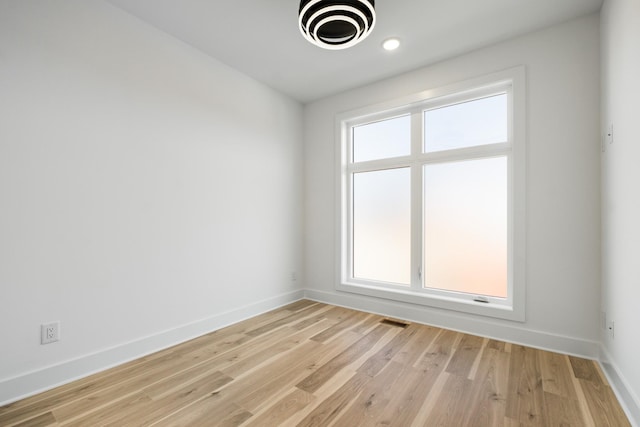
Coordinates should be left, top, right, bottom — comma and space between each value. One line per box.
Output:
336, 67, 526, 322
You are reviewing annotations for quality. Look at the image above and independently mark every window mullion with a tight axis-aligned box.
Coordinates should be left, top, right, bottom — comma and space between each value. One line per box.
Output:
410, 111, 423, 290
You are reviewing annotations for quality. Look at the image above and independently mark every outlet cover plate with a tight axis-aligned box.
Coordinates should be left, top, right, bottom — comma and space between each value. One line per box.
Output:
41, 322, 60, 344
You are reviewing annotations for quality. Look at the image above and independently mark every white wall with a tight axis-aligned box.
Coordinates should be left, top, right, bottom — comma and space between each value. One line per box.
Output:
0, 0, 303, 403
601, 0, 640, 422
304, 14, 601, 356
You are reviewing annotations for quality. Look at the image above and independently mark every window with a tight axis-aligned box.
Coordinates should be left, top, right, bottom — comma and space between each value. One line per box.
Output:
337, 68, 526, 321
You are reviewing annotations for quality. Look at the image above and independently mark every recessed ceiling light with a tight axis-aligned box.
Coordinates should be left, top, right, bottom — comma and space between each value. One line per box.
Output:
298, 0, 376, 50
382, 38, 400, 51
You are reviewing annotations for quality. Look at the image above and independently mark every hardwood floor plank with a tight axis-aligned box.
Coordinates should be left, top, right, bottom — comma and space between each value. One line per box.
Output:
217, 340, 322, 407
12, 411, 57, 427
445, 333, 485, 377
310, 310, 369, 343
539, 351, 577, 398
220, 319, 331, 378
505, 345, 546, 425
465, 347, 511, 427
135, 371, 233, 426
376, 330, 460, 426
245, 302, 327, 337
593, 359, 610, 384
182, 306, 296, 352
391, 323, 440, 366
0, 349, 161, 419
153, 399, 250, 427
1, 346, 208, 426
579, 378, 631, 427
241, 387, 315, 427
423, 344, 511, 426
542, 391, 584, 427
290, 305, 336, 331
194, 328, 296, 375
408, 366, 451, 427
60, 392, 152, 427
77, 371, 232, 427
322, 306, 360, 323
283, 299, 320, 313
467, 338, 489, 381
570, 373, 597, 427
296, 323, 391, 393
1, 301, 631, 427
569, 356, 604, 384
312, 327, 401, 399
488, 339, 506, 351
214, 405, 253, 427
232, 341, 337, 413
1, 308, 297, 424
504, 416, 524, 426
333, 361, 406, 426
356, 323, 419, 377
296, 371, 371, 427
415, 328, 459, 372
219, 329, 355, 417
51, 361, 224, 423
0, 329, 214, 417
380, 365, 446, 426
350, 313, 385, 336
422, 373, 476, 426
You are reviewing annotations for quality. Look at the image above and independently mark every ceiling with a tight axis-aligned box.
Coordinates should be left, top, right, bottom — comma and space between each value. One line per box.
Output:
105, 0, 602, 103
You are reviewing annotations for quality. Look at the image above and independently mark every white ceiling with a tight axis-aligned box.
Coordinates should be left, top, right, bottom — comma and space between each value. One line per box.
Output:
105, 0, 602, 103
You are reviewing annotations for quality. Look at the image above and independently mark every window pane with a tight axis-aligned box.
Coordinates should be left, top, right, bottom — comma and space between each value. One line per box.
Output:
423, 157, 507, 297
353, 168, 411, 285
353, 115, 411, 162
424, 94, 507, 152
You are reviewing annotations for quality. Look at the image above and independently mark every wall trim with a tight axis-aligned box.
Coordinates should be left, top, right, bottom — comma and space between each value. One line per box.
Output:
599, 346, 640, 427
0, 289, 304, 406
304, 288, 600, 359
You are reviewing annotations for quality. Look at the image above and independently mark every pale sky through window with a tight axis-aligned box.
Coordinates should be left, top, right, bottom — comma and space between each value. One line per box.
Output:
353, 114, 410, 162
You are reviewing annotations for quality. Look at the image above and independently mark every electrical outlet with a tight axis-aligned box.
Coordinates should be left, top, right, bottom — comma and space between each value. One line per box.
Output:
41, 322, 60, 345
290, 271, 297, 282
608, 320, 615, 339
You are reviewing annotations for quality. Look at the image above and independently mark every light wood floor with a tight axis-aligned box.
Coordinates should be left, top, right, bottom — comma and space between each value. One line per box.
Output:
0, 300, 631, 426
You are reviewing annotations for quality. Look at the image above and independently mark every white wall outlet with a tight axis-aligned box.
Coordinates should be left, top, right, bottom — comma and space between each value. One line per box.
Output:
607, 124, 614, 145
290, 271, 297, 282
41, 322, 60, 344
608, 320, 615, 339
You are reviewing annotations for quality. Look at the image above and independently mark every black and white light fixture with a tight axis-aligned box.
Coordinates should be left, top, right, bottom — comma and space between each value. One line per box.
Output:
298, 0, 376, 50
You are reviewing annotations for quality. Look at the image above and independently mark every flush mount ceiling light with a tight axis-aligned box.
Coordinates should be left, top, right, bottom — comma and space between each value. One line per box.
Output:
299, 0, 376, 50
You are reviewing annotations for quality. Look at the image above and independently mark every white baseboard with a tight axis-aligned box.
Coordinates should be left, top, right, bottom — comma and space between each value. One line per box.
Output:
0, 290, 304, 406
599, 346, 640, 427
303, 288, 600, 359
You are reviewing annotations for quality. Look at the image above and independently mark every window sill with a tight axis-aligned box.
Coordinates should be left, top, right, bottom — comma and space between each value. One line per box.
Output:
336, 281, 525, 322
